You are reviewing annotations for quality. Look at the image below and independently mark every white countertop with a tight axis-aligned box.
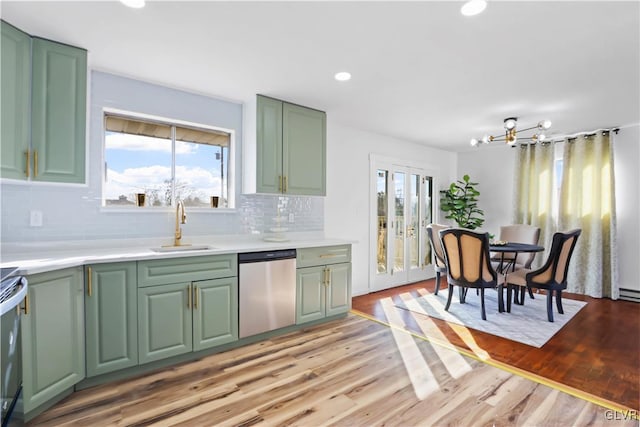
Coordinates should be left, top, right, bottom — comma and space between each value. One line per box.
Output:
0, 233, 354, 275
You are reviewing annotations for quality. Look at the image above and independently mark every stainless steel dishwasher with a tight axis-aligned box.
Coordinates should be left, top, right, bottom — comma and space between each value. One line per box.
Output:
238, 249, 297, 338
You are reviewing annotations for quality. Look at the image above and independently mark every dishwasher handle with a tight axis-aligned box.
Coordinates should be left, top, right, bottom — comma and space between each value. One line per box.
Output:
238, 249, 297, 263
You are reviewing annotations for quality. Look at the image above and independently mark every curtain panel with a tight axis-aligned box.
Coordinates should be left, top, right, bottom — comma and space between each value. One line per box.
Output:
512, 142, 556, 269
559, 132, 618, 299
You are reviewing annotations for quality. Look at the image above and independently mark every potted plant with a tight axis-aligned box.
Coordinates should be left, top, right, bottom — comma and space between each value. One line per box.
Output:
439, 174, 484, 230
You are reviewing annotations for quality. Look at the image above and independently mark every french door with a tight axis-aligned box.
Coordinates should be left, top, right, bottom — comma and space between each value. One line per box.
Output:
371, 159, 435, 291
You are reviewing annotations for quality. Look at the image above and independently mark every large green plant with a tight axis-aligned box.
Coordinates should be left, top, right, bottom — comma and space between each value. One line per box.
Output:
439, 174, 484, 230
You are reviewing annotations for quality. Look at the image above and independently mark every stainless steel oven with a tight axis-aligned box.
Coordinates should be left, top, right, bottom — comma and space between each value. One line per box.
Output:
1, 268, 27, 427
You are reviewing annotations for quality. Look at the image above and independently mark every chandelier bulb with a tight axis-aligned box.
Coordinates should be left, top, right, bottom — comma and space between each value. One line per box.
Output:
538, 120, 552, 130
481, 135, 489, 144
504, 117, 517, 130
470, 138, 479, 147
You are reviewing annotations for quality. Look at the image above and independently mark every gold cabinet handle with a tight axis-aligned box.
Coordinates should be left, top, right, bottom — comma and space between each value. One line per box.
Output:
326, 268, 331, 287
25, 150, 30, 177
319, 254, 339, 259
33, 150, 38, 177
87, 266, 93, 297
194, 285, 198, 309
278, 175, 283, 192
22, 294, 29, 315
187, 284, 192, 309
283, 176, 288, 193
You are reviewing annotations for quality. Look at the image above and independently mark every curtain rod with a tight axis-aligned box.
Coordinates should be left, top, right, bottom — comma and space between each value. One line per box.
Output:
549, 127, 620, 143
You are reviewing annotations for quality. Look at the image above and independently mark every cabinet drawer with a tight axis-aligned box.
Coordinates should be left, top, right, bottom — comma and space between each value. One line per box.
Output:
138, 254, 237, 287
297, 245, 351, 268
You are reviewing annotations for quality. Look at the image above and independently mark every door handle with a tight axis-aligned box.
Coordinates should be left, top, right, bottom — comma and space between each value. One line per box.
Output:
25, 150, 30, 178
21, 294, 29, 315
193, 285, 198, 309
278, 175, 283, 192
283, 176, 288, 193
33, 150, 38, 177
187, 284, 192, 309
87, 266, 93, 297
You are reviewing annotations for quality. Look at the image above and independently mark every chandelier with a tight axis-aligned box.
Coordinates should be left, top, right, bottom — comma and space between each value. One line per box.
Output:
470, 117, 552, 147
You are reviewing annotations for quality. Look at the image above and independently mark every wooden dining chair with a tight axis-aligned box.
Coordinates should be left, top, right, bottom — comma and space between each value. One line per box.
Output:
439, 228, 505, 320
491, 224, 541, 270
505, 229, 581, 322
426, 223, 449, 295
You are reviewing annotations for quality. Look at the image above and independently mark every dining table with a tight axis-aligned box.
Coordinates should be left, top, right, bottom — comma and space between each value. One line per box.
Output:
490, 241, 545, 307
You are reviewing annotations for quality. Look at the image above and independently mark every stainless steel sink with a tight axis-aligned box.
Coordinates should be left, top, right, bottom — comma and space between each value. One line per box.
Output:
150, 244, 214, 252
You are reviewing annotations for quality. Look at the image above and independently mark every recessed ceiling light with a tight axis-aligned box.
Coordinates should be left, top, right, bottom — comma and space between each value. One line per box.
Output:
334, 72, 352, 82
120, 0, 145, 9
461, 0, 487, 16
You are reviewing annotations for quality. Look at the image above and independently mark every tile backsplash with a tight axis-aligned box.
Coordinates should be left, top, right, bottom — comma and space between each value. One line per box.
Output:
0, 183, 323, 243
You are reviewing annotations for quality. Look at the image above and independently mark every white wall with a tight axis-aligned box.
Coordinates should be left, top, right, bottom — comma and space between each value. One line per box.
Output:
324, 121, 457, 296
612, 125, 640, 295
457, 145, 517, 236
458, 125, 640, 295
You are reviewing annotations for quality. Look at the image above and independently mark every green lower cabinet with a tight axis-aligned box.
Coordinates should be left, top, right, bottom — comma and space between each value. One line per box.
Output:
296, 262, 351, 324
138, 283, 192, 364
22, 267, 85, 413
193, 277, 238, 351
326, 263, 351, 316
85, 263, 138, 377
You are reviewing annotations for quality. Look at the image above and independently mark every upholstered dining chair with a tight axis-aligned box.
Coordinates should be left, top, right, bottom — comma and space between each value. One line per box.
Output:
505, 229, 581, 322
439, 228, 505, 320
426, 223, 449, 295
491, 224, 542, 270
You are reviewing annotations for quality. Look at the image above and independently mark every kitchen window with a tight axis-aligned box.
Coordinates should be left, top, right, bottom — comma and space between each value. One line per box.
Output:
103, 113, 233, 208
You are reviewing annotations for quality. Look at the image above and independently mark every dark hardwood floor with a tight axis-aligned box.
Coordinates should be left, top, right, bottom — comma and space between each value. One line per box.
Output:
352, 278, 640, 412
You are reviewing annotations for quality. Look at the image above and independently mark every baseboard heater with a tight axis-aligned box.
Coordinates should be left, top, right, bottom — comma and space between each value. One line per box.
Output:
619, 288, 640, 303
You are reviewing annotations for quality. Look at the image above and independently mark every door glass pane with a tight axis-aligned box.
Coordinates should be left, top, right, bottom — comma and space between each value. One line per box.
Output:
409, 174, 420, 269
423, 176, 433, 265
394, 172, 405, 273
376, 170, 389, 274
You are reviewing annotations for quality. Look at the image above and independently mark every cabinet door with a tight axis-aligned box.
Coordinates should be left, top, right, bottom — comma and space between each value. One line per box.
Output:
193, 277, 238, 351
256, 95, 283, 194
296, 266, 325, 324
0, 21, 31, 180
22, 267, 85, 413
31, 37, 87, 183
85, 263, 138, 377
283, 103, 326, 196
326, 263, 352, 317
138, 283, 192, 364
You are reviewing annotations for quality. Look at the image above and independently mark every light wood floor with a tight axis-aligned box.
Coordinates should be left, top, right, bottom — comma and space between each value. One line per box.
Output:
30, 314, 637, 426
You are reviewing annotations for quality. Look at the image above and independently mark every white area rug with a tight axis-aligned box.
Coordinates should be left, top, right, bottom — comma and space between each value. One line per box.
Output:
397, 289, 587, 348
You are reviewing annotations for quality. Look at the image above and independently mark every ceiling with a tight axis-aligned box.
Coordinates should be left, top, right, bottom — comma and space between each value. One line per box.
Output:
2, 1, 639, 152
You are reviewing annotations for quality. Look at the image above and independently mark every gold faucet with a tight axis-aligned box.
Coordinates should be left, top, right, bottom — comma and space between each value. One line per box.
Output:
174, 200, 188, 246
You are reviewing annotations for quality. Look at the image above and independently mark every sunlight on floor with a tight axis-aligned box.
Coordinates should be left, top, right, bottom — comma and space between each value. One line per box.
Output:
380, 297, 440, 400
399, 292, 472, 379
416, 287, 491, 361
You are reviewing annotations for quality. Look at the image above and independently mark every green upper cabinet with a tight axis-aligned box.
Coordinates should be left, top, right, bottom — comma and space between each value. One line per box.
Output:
0, 20, 31, 180
85, 263, 138, 377
282, 102, 326, 196
256, 95, 283, 194
22, 267, 85, 413
256, 95, 326, 196
0, 20, 87, 183
31, 37, 87, 183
